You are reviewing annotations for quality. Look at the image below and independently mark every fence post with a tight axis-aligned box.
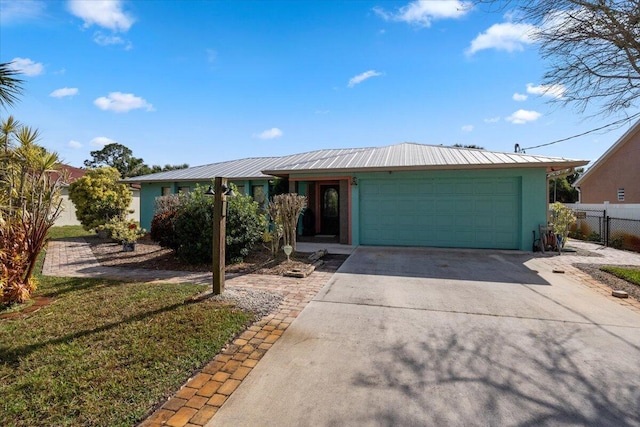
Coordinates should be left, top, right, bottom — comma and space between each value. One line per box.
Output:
605, 216, 610, 247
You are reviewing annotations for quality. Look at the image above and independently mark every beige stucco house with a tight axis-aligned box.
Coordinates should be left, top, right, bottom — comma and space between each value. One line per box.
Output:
54, 165, 140, 227
574, 119, 640, 204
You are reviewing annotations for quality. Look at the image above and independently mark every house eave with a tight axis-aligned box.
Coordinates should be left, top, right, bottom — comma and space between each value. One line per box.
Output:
263, 160, 589, 176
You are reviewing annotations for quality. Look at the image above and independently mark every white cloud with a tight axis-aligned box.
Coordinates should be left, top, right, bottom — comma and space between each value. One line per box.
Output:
94, 92, 154, 113
461, 125, 473, 132
506, 109, 541, 124
50, 87, 78, 98
90, 136, 115, 146
68, 140, 82, 148
67, 0, 134, 32
526, 83, 566, 99
512, 92, 527, 101
8, 57, 44, 76
466, 22, 536, 55
348, 70, 383, 88
484, 116, 500, 123
0, 0, 46, 25
374, 1, 471, 27
253, 128, 283, 140
93, 32, 132, 49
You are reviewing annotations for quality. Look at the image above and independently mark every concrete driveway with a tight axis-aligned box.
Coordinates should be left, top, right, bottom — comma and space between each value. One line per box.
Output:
208, 246, 640, 427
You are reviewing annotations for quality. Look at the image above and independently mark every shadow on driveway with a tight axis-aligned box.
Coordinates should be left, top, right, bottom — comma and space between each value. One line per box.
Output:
338, 246, 550, 285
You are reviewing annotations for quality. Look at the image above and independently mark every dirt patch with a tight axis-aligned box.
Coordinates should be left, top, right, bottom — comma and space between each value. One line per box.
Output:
86, 235, 335, 276
574, 263, 640, 301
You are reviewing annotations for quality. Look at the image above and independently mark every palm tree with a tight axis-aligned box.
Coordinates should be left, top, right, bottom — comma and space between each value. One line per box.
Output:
0, 62, 25, 109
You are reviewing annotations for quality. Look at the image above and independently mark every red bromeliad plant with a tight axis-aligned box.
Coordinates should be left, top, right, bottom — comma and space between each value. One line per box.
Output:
1, 120, 64, 305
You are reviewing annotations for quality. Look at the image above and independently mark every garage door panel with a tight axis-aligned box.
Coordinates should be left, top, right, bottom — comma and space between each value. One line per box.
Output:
359, 177, 520, 249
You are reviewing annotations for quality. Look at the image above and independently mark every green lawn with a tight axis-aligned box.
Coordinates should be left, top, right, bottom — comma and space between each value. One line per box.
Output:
1, 226, 251, 427
600, 266, 640, 286
45, 224, 95, 240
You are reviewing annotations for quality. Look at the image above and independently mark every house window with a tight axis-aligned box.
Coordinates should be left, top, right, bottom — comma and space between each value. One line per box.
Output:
252, 185, 265, 204
235, 185, 245, 195
618, 188, 625, 201
178, 186, 190, 194
161, 187, 171, 196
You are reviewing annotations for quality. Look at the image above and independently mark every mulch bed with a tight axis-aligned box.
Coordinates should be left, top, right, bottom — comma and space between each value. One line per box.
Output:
86, 235, 324, 276
574, 263, 640, 302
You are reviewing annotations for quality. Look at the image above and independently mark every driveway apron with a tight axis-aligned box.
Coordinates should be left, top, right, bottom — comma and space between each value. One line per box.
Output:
208, 246, 640, 427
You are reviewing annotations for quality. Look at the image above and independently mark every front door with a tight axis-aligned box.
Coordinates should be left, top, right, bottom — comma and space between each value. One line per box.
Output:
320, 185, 339, 236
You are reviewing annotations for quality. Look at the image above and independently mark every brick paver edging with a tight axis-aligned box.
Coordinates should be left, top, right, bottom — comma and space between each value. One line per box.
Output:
138, 267, 337, 427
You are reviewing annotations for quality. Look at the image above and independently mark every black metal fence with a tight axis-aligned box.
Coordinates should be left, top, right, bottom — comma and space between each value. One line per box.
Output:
569, 207, 640, 252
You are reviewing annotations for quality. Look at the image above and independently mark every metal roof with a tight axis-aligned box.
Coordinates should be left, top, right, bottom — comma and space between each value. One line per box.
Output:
124, 143, 588, 183
123, 156, 284, 183
265, 143, 588, 175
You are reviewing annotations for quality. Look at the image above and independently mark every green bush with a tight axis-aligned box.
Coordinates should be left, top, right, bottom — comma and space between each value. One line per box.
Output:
172, 188, 214, 264
99, 217, 145, 244
170, 185, 266, 264
68, 167, 132, 230
226, 190, 267, 263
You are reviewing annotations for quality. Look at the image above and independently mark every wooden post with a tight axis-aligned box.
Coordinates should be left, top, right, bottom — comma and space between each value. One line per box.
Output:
212, 177, 227, 295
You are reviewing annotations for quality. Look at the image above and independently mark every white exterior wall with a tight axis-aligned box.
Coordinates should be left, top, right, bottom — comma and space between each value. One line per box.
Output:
564, 203, 640, 220
53, 187, 140, 227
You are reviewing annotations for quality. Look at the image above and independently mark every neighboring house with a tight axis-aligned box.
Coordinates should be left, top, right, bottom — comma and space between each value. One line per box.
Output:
53, 164, 140, 227
125, 143, 587, 251
574, 119, 640, 204
52, 164, 85, 227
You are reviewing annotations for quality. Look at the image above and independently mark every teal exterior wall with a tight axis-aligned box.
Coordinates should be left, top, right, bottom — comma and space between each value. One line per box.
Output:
139, 179, 270, 230
290, 168, 547, 251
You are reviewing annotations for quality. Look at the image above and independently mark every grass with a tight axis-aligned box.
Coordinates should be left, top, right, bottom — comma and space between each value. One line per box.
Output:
45, 225, 94, 240
1, 226, 252, 427
600, 266, 640, 286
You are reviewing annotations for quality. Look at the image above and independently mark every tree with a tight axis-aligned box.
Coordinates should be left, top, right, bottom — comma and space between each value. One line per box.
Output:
479, 0, 640, 115
548, 168, 583, 203
0, 62, 24, 109
68, 167, 132, 231
271, 194, 307, 252
84, 143, 145, 178
84, 142, 188, 177
452, 144, 485, 149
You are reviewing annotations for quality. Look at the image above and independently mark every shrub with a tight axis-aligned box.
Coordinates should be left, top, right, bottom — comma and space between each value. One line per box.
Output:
586, 231, 601, 242
550, 202, 576, 248
150, 210, 178, 248
172, 188, 214, 264
226, 190, 267, 263
100, 217, 145, 244
68, 167, 132, 231
170, 185, 266, 264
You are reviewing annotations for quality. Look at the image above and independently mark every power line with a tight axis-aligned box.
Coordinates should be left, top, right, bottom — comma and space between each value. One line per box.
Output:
516, 112, 640, 152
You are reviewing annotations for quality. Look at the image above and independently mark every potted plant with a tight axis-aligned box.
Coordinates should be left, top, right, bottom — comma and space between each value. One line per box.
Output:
99, 218, 146, 251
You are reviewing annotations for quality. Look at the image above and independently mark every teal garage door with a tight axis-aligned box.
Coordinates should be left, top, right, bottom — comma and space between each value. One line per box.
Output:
359, 177, 521, 249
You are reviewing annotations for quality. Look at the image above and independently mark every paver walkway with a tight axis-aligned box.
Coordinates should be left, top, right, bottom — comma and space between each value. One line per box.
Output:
41, 237, 640, 427
42, 237, 342, 427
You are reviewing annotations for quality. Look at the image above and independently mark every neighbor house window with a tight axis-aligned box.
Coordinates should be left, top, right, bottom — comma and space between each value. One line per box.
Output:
618, 188, 625, 201
252, 185, 265, 204
178, 186, 190, 194
161, 187, 171, 196
236, 185, 245, 195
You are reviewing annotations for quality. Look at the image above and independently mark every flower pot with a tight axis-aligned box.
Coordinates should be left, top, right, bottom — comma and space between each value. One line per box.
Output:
122, 241, 136, 252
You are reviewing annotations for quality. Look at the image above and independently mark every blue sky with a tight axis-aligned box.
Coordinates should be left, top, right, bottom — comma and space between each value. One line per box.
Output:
1, 0, 637, 169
